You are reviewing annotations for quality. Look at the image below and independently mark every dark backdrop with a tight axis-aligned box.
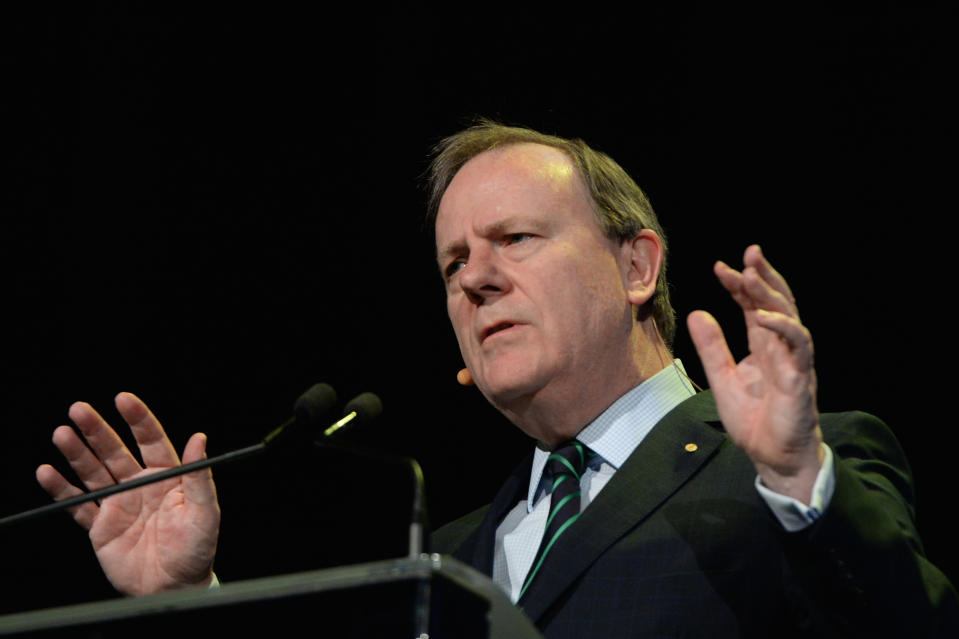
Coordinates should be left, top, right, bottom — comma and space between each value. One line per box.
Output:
2, 2, 953, 614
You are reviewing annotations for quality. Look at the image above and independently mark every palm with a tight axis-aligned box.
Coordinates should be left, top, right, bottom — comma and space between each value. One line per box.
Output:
36, 393, 220, 596
713, 328, 817, 468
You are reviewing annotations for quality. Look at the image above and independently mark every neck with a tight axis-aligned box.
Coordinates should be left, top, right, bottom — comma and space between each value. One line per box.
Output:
499, 327, 672, 448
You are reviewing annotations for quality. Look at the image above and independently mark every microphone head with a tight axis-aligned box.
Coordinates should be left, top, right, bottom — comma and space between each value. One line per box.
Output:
456, 367, 474, 386
294, 383, 338, 425
343, 392, 383, 427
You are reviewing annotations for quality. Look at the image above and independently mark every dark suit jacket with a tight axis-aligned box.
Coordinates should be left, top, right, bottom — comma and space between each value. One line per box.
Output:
431, 391, 958, 638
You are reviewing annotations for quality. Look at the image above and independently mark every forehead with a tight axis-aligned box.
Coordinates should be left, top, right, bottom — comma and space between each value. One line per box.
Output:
434, 143, 595, 251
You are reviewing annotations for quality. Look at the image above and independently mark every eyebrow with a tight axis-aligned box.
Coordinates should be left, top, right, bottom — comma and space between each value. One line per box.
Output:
436, 238, 465, 265
436, 216, 535, 264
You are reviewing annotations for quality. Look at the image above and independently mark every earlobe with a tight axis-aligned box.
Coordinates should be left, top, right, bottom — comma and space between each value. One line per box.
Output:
623, 229, 663, 307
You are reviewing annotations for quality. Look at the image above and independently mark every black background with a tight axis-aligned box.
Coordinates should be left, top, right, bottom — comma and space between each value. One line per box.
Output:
2, 2, 953, 614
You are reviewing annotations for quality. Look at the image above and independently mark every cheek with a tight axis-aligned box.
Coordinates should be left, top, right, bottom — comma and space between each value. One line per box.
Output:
447, 302, 474, 356
549, 257, 630, 336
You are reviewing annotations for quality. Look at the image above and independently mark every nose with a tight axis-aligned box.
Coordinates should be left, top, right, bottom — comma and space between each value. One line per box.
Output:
458, 248, 510, 304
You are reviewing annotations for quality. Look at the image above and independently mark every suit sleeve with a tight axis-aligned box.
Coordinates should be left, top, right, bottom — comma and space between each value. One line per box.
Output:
780, 411, 958, 637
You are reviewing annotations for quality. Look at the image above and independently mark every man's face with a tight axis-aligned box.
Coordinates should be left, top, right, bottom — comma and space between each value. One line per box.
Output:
435, 143, 639, 418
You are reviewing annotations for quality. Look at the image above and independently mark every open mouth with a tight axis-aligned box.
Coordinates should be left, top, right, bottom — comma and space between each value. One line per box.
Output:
483, 322, 516, 340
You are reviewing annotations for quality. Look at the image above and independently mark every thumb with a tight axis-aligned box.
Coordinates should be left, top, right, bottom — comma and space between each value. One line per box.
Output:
687, 310, 735, 389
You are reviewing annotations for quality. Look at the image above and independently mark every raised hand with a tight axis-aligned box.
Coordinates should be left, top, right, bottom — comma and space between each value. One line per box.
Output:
35, 393, 220, 596
687, 245, 824, 503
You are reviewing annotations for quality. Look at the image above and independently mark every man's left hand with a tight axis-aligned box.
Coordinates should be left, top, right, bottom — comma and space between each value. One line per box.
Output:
687, 245, 824, 504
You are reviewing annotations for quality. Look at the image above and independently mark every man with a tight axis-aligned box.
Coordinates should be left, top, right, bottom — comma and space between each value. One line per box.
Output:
37, 121, 956, 636
426, 122, 956, 637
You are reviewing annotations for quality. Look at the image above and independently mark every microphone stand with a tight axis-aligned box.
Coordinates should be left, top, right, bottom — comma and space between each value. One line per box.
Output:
313, 439, 431, 636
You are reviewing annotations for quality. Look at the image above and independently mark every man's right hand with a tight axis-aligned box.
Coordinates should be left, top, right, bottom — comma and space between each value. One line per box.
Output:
35, 392, 220, 596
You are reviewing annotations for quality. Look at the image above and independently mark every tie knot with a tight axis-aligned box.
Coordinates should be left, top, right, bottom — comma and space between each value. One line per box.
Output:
546, 440, 591, 485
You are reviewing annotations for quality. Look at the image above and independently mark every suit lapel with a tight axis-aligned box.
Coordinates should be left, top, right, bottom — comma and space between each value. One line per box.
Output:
518, 391, 727, 622
452, 453, 534, 575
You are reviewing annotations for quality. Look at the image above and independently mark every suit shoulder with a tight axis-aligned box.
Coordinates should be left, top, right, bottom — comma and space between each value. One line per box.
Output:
429, 504, 492, 555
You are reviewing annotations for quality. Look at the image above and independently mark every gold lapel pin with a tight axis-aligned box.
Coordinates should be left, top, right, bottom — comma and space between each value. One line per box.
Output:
684, 443, 698, 453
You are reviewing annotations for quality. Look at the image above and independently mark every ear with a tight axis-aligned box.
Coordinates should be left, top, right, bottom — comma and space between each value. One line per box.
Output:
621, 229, 664, 307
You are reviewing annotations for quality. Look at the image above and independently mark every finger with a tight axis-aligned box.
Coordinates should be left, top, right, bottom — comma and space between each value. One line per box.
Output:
36, 463, 99, 530
713, 260, 746, 301
741, 265, 796, 316
51, 424, 122, 489
687, 310, 736, 387
180, 433, 218, 506
115, 392, 182, 469
755, 309, 814, 371
716, 256, 794, 318
69, 401, 143, 481
743, 245, 797, 310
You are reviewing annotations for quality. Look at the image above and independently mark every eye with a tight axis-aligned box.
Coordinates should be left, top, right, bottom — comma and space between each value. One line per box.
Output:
444, 258, 466, 280
504, 233, 534, 245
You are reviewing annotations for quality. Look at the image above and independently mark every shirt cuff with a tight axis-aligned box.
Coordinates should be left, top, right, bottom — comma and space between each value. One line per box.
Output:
754, 443, 835, 532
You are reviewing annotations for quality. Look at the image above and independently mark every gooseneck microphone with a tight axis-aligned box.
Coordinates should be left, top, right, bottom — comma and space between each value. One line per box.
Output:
314, 393, 426, 560
308, 392, 429, 637
0, 383, 363, 528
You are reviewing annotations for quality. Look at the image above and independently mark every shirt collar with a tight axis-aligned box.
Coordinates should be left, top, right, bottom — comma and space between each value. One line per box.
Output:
526, 360, 697, 510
